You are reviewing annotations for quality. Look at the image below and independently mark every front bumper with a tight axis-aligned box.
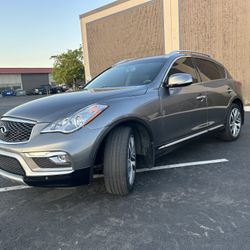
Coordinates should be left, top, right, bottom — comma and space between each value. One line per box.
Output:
0, 167, 91, 187
0, 123, 104, 186
0, 168, 24, 184
0, 149, 74, 177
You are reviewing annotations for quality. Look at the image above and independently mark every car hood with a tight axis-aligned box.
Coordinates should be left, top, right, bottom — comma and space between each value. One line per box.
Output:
3, 86, 148, 122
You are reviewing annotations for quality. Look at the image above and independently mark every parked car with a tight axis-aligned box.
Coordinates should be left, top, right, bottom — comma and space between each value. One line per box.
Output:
15, 89, 26, 96
61, 84, 69, 92
65, 88, 74, 93
56, 86, 64, 94
0, 51, 244, 195
32, 84, 64, 95
1, 87, 15, 97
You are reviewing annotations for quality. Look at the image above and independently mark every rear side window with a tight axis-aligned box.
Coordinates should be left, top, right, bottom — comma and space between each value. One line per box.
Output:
216, 63, 226, 79
167, 57, 199, 83
195, 58, 221, 81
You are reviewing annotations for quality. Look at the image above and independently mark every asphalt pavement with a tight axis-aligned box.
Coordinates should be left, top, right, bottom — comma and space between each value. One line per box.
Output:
0, 96, 250, 250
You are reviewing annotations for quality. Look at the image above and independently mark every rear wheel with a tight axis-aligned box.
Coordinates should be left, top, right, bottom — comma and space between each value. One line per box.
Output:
104, 127, 136, 195
219, 103, 242, 141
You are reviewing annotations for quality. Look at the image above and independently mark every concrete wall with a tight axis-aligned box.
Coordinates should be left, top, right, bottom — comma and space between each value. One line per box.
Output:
180, 0, 250, 104
0, 74, 22, 89
86, 0, 164, 78
49, 74, 55, 85
80, 0, 179, 80
80, 0, 249, 103
0, 73, 52, 92
21, 74, 49, 91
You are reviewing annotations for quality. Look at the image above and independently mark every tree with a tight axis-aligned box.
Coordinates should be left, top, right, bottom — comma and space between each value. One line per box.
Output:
50, 47, 85, 88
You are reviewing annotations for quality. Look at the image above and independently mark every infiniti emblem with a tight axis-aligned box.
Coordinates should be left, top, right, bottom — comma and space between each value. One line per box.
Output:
0, 125, 9, 136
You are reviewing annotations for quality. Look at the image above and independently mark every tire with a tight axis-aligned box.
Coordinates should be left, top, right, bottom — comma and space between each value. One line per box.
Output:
104, 127, 136, 195
219, 103, 243, 141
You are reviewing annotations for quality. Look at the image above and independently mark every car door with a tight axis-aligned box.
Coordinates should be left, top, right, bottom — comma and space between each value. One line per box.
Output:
158, 57, 208, 145
193, 57, 231, 127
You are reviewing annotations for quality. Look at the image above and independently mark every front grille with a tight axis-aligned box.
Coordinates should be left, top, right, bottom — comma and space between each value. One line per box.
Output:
33, 158, 71, 169
0, 155, 25, 176
0, 119, 35, 143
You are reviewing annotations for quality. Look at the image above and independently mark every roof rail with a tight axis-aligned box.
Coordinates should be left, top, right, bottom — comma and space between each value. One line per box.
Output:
114, 58, 134, 66
174, 50, 211, 58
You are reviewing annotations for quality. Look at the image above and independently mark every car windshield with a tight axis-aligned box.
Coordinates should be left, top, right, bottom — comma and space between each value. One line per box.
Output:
85, 59, 166, 89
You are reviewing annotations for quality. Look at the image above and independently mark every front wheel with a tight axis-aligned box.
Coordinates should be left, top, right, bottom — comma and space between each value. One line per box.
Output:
219, 103, 243, 141
104, 127, 136, 195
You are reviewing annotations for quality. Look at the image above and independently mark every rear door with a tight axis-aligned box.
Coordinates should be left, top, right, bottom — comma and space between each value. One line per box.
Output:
159, 57, 208, 145
193, 58, 231, 127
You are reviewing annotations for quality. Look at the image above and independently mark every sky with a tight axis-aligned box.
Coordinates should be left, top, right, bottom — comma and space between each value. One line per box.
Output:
0, 0, 114, 68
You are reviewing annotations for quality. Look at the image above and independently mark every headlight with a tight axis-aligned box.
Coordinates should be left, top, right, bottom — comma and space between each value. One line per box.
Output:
41, 104, 108, 134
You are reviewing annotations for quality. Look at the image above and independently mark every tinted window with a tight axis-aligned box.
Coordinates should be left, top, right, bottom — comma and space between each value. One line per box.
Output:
85, 60, 165, 89
195, 58, 221, 81
216, 63, 226, 78
167, 57, 199, 83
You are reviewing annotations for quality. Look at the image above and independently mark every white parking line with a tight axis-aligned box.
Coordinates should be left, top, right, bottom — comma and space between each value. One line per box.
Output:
0, 159, 229, 192
0, 185, 32, 193
245, 106, 250, 112
137, 159, 229, 173
94, 159, 229, 179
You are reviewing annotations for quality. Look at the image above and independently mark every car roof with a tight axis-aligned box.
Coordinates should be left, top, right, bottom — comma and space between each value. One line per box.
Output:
114, 50, 212, 66
114, 50, 228, 72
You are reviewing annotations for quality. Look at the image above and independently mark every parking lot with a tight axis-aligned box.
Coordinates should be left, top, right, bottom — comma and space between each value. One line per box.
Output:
0, 96, 250, 250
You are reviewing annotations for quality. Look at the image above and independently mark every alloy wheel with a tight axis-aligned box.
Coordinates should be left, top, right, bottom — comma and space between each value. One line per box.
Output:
127, 135, 136, 186
229, 107, 242, 137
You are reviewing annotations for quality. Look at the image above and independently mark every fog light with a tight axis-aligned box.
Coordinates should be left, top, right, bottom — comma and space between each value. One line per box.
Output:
49, 154, 70, 164
25, 152, 71, 164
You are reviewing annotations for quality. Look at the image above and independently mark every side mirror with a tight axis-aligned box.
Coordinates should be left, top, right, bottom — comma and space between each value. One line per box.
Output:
167, 73, 193, 88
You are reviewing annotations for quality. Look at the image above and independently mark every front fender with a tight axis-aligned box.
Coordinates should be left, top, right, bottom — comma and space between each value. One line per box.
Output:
88, 116, 154, 170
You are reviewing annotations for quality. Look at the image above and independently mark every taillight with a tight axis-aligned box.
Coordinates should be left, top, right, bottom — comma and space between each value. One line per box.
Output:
235, 81, 242, 87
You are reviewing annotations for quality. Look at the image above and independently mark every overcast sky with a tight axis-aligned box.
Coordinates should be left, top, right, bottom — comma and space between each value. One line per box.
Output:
0, 0, 114, 67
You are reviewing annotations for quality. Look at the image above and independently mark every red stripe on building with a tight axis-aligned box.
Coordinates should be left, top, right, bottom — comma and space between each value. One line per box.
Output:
0, 68, 52, 74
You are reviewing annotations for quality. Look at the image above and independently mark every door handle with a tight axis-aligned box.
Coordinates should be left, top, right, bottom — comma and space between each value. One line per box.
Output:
227, 88, 232, 94
196, 95, 206, 101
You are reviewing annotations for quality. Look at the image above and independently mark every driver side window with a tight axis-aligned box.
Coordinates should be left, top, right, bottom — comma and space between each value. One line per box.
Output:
168, 57, 199, 84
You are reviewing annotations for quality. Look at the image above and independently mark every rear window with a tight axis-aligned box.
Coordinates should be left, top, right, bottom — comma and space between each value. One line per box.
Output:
195, 58, 221, 81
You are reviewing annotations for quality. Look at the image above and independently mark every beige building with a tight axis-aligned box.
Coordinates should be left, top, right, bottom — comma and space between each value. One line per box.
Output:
80, 0, 250, 104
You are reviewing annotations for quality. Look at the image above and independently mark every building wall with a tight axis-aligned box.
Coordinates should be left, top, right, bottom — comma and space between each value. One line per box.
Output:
21, 74, 50, 91
0, 74, 22, 89
80, 0, 180, 80
85, 0, 165, 78
80, 0, 249, 103
49, 74, 55, 85
180, 0, 250, 104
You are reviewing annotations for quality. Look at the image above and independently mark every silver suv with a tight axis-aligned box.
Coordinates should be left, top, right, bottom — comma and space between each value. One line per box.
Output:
0, 51, 244, 195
